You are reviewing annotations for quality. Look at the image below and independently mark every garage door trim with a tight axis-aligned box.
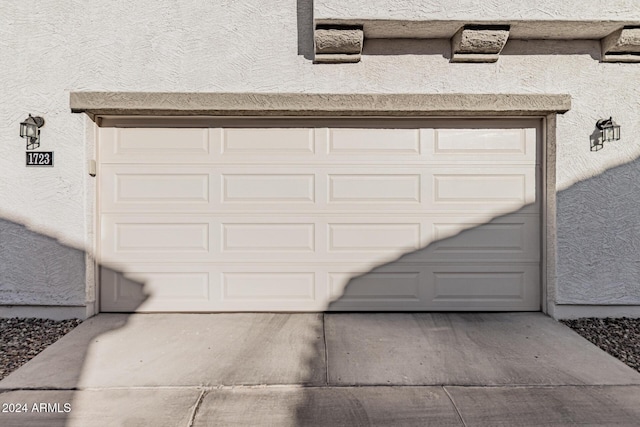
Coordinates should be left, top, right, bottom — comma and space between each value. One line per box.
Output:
92, 118, 552, 314
73, 93, 569, 316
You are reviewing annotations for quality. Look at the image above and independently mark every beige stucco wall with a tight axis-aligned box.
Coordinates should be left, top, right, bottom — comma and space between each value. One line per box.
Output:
1, 0, 639, 315
315, 0, 640, 21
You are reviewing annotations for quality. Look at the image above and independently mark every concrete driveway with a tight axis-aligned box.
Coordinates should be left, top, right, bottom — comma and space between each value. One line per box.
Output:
1, 313, 639, 426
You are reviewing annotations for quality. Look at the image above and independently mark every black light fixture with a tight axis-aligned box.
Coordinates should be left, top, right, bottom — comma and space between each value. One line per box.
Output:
596, 117, 621, 144
20, 114, 45, 150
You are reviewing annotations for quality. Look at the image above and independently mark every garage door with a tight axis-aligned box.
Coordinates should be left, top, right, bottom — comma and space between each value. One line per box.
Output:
97, 119, 540, 312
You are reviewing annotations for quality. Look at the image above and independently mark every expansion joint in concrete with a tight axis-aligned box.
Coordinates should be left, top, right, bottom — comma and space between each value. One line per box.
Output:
442, 386, 468, 427
187, 389, 207, 427
323, 313, 329, 386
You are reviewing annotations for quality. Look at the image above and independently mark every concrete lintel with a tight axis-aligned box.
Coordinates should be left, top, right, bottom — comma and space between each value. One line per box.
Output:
314, 27, 363, 63
601, 27, 640, 63
70, 93, 571, 119
451, 26, 510, 63
314, 19, 640, 40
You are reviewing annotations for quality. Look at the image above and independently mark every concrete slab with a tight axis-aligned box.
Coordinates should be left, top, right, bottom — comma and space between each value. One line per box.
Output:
0, 313, 325, 388
2, 312, 639, 426
446, 385, 640, 426
325, 313, 640, 386
0, 389, 200, 427
193, 386, 463, 426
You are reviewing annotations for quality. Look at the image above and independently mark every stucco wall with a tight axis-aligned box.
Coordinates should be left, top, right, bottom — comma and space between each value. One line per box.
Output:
0, 219, 85, 305
315, 0, 640, 21
1, 0, 639, 312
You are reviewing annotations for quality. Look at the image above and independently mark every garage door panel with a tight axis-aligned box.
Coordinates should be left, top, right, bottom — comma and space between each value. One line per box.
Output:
216, 265, 329, 311
101, 265, 219, 312
328, 174, 421, 203
114, 173, 209, 202
328, 270, 423, 302
327, 265, 431, 310
321, 128, 425, 164
433, 174, 526, 203
101, 165, 216, 213
222, 272, 315, 301
223, 223, 315, 252
99, 128, 215, 163
427, 167, 537, 213
401, 215, 539, 262
222, 173, 315, 202
328, 128, 421, 155
423, 128, 536, 163
433, 271, 525, 300
126, 271, 210, 300
222, 128, 315, 156
328, 223, 421, 252
115, 223, 209, 251
101, 215, 216, 262
429, 264, 540, 310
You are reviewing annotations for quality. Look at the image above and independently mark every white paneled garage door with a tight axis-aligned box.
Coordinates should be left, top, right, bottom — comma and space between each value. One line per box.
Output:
97, 119, 540, 312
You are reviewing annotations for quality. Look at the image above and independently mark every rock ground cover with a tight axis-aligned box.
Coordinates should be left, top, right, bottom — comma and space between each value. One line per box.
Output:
0, 318, 82, 381
561, 317, 640, 373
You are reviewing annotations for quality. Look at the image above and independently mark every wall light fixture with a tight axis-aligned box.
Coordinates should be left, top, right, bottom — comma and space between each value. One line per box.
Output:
20, 114, 45, 150
596, 117, 621, 144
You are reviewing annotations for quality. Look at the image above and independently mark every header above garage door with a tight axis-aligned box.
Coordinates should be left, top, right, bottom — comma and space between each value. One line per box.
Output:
70, 93, 571, 121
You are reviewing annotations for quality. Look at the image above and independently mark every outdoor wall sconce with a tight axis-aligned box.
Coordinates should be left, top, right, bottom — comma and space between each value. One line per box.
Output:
20, 114, 45, 150
591, 117, 621, 151
597, 117, 621, 143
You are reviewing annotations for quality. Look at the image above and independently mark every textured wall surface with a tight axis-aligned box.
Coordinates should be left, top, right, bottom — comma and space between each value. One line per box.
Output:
316, 0, 640, 20
1, 0, 640, 308
0, 219, 85, 305
556, 159, 640, 303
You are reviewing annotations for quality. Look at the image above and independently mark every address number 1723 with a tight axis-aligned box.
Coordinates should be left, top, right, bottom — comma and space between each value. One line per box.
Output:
26, 151, 54, 167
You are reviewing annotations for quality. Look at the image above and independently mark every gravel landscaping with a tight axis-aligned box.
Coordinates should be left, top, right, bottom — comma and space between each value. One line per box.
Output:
0, 318, 82, 381
561, 317, 640, 373
0, 316, 639, 382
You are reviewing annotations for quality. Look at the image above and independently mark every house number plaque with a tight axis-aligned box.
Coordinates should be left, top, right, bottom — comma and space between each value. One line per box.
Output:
26, 151, 54, 167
